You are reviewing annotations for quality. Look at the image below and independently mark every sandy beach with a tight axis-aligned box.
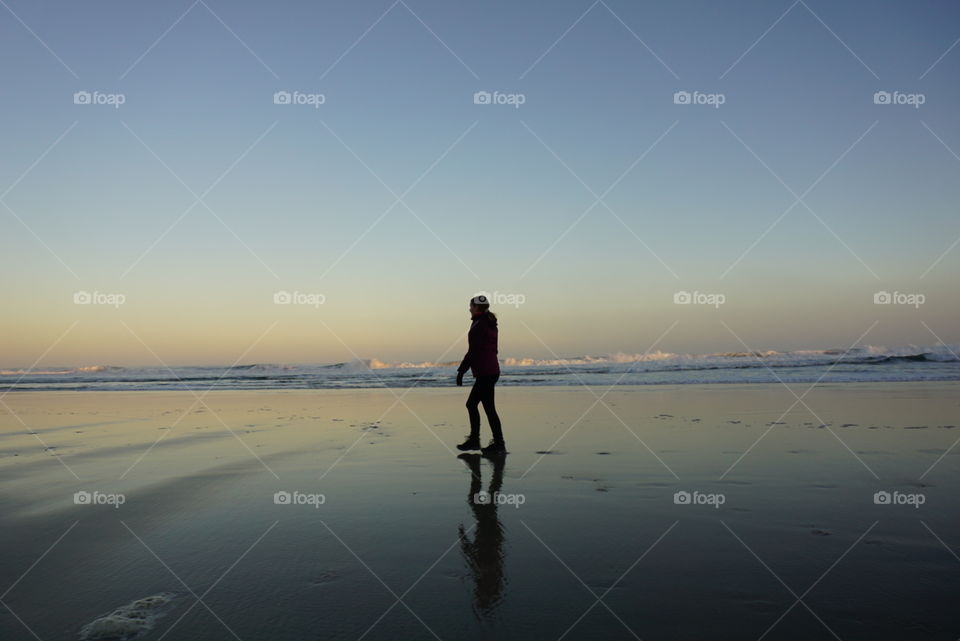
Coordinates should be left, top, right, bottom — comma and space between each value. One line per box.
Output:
1, 382, 958, 640
3, 0, 958, 638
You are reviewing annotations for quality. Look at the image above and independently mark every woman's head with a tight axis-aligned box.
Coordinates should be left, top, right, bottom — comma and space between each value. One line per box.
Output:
469, 294, 489, 315
470, 294, 490, 314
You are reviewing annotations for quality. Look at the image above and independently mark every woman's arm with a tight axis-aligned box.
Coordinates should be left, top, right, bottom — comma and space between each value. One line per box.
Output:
457, 320, 479, 373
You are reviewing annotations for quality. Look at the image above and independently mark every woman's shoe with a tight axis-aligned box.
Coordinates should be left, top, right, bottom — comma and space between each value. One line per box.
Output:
456, 436, 481, 451
480, 440, 506, 456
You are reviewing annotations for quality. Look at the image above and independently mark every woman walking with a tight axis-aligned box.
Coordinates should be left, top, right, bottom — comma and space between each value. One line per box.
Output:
456, 294, 505, 455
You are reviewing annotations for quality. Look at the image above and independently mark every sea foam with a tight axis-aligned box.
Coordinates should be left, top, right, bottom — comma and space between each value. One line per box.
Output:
79, 593, 175, 641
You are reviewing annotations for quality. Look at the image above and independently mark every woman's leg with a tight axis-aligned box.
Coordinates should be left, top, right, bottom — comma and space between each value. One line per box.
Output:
465, 379, 484, 439
479, 375, 503, 443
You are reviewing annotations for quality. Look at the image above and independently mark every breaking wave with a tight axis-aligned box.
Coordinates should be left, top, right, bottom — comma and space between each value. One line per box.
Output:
2, 343, 957, 391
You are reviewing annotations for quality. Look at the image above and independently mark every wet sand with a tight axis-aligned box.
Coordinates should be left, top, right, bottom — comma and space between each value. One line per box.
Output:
1, 383, 958, 640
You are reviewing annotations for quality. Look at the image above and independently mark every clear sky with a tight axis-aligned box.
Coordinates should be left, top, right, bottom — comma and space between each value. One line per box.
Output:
1, 0, 958, 367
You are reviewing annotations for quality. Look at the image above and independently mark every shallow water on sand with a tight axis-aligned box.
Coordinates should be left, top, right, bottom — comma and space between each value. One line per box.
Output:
1, 384, 958, 640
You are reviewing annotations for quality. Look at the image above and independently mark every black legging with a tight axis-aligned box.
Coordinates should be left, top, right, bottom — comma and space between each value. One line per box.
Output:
466, 374, 503, 443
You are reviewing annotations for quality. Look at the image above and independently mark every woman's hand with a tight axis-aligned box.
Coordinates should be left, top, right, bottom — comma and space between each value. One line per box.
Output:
456, 371, 464, 386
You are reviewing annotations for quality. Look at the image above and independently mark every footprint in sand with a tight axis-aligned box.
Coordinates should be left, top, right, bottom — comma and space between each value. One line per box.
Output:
308, 571, 340, 587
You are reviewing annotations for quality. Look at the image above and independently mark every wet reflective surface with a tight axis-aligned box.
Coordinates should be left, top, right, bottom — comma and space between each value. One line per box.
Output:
1, 384, 958, 640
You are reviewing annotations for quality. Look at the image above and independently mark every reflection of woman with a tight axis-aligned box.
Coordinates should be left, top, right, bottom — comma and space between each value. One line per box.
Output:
456, 295, 505, 455
458, 454, 507, 617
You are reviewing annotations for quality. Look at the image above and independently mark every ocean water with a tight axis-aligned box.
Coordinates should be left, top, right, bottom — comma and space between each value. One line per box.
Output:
2, 344, 958, 391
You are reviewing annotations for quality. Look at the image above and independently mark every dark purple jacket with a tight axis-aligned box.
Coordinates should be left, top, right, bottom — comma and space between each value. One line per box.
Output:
457, 312, 501, 377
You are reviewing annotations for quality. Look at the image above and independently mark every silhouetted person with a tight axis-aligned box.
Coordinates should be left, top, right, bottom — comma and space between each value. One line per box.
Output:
458, 453, 507, 617
456, 295, 505, 455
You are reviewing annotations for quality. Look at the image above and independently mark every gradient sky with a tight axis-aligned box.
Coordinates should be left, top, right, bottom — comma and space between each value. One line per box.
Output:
1, 0, 958, 367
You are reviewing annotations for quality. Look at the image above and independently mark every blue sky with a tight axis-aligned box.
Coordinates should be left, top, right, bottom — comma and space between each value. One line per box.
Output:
1, 0, 958, 366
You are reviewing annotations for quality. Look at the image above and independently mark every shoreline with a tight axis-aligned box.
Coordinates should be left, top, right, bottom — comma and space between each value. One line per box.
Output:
3, 377, 960, 395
